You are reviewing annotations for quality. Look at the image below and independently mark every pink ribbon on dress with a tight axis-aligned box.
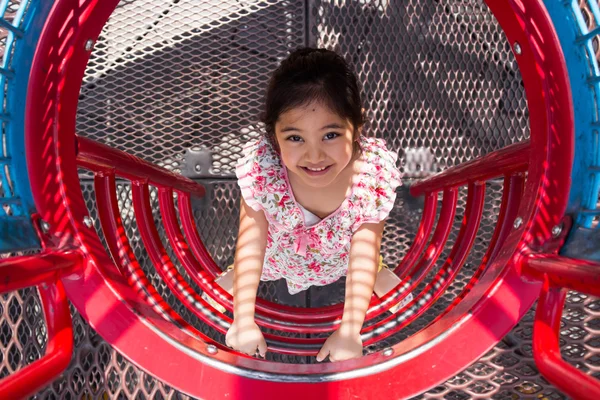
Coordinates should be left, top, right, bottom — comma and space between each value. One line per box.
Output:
294, 231, 309, 256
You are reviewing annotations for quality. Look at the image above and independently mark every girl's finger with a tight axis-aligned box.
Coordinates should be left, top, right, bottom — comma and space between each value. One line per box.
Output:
258, 341, 267, 358
316, 346, 329, 362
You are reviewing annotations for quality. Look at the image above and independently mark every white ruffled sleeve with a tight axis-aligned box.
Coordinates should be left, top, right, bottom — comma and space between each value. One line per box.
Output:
354, 137, 402, 225
235, 136, 282, 212
235, 138, 266, 212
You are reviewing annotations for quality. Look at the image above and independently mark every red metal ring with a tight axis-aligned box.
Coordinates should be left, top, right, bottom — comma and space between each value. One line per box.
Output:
24, 0, 574, 398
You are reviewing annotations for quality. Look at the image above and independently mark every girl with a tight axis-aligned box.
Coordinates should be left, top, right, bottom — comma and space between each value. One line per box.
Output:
224, 48, 402, 362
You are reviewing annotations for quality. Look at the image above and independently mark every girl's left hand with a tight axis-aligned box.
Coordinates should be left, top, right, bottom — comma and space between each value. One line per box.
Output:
316, 328, 363, 362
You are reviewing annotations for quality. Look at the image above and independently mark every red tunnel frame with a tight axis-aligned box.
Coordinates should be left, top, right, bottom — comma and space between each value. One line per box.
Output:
17, 0, 582, 398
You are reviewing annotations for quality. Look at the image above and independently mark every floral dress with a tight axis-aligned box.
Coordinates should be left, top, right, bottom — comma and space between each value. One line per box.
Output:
235, 135, 402, 294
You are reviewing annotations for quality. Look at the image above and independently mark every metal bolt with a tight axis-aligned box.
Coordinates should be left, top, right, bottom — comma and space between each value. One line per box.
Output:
513, 42, 522, 55
83, 216, 93, 228
206, 344, 218, 355
513, 217, 523, 229
551, 224, 562, 238
40, 220, 50, 233
383, 348, 393, 357
84, 39, 94, 52
194, 164, 202, 173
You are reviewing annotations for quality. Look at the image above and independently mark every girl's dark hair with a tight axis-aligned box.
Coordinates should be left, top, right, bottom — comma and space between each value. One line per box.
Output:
260, 48, 365, 152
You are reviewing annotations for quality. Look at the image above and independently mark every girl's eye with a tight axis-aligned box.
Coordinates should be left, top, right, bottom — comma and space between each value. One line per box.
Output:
287, 135, 303, 142
324, 132, 339, 140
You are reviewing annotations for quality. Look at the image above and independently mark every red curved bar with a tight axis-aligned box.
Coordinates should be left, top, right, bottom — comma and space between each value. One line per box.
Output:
428, 174, 525, 326
361, 189, 459, 320
485, 175, 526, 265
410, 141, 529, 196
94, 173, 218, 344
0, 250, 83, 293
391, 192, 437, 277
132, 183, 326, 351
77, 135, 205, 198
177, 191, 226, 278
362, 183, 486, 343
524, 254, 600, 296
159, 188, 233, 310
533, 277, 600, 400
0, 282, 73, 399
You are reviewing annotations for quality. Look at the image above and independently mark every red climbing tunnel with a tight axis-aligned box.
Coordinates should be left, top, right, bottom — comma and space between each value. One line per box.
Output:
1, 0, 600, 399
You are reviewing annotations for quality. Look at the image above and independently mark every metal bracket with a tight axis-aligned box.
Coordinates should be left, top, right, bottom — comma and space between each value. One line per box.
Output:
181, 148, 214, 179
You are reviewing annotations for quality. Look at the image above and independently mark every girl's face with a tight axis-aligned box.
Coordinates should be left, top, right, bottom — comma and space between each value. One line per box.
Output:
275, 101, 356, 189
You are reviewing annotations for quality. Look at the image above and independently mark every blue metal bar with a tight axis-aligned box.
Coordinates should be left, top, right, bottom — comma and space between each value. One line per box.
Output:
575, 26, 600, 42
0, 67, 15, 79
0, 196, 22, 205
588, 76, 600, 84
0, 18, 24, 38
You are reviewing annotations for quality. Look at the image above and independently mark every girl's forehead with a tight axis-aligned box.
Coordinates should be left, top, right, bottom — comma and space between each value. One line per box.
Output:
276, 101, 349, 126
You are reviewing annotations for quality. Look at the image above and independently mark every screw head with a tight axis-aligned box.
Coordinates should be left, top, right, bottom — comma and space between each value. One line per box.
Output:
84, 39, 94, 52
383, 348, 393, 357
513, 217, 523, 229
83, 216, 93, 228
551, 224, 562, 238
40, 220, 50, 233
513, 42, 522, 55
194, 164, 202, 173
206, 344, 218, 355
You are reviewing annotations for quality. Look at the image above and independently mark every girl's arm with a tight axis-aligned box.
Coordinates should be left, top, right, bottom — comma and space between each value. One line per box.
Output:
316, 220, 385, 362
225, 198, 269, 357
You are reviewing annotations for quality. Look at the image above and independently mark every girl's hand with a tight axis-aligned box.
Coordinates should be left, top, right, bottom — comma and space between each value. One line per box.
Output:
226, 320, 267, 358
316, 328, 363, 362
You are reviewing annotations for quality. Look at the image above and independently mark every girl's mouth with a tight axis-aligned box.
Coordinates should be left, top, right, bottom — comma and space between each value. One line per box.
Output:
301, 165, 332, 176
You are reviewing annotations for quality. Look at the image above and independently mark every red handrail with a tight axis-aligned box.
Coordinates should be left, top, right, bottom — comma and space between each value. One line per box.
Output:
524, 254, 600, 400
362, 183, 486, 344
0, 252, 79, 399
410, 141, 529, 196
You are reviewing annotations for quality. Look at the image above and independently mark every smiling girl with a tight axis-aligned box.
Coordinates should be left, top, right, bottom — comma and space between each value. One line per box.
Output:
223, 48, 402, 362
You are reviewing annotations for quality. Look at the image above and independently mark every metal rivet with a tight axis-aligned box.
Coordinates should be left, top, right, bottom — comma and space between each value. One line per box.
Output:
513, 42, 522, 55
83, 216, 93, 228
383, 348, 393, 357
84, 39, 94, 52
513, 217, 523, 229
40, 220, 50, 233
551, 224, 562, 238
207, 344, 218, 354
194, 164, 202, 173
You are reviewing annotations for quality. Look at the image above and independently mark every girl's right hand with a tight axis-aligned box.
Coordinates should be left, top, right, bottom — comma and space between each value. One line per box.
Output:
225, 320, 267, 358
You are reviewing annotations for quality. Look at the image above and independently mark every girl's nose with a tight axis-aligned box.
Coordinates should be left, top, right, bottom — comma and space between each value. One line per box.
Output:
306, 145, 325, 163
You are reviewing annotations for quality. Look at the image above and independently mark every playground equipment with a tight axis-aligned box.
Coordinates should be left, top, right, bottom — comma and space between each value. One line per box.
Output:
0, 0, 599, 398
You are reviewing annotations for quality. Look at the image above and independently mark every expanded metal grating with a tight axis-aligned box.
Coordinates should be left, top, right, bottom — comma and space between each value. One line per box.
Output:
76, 0, 529, 178
77, 0, 306, 176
